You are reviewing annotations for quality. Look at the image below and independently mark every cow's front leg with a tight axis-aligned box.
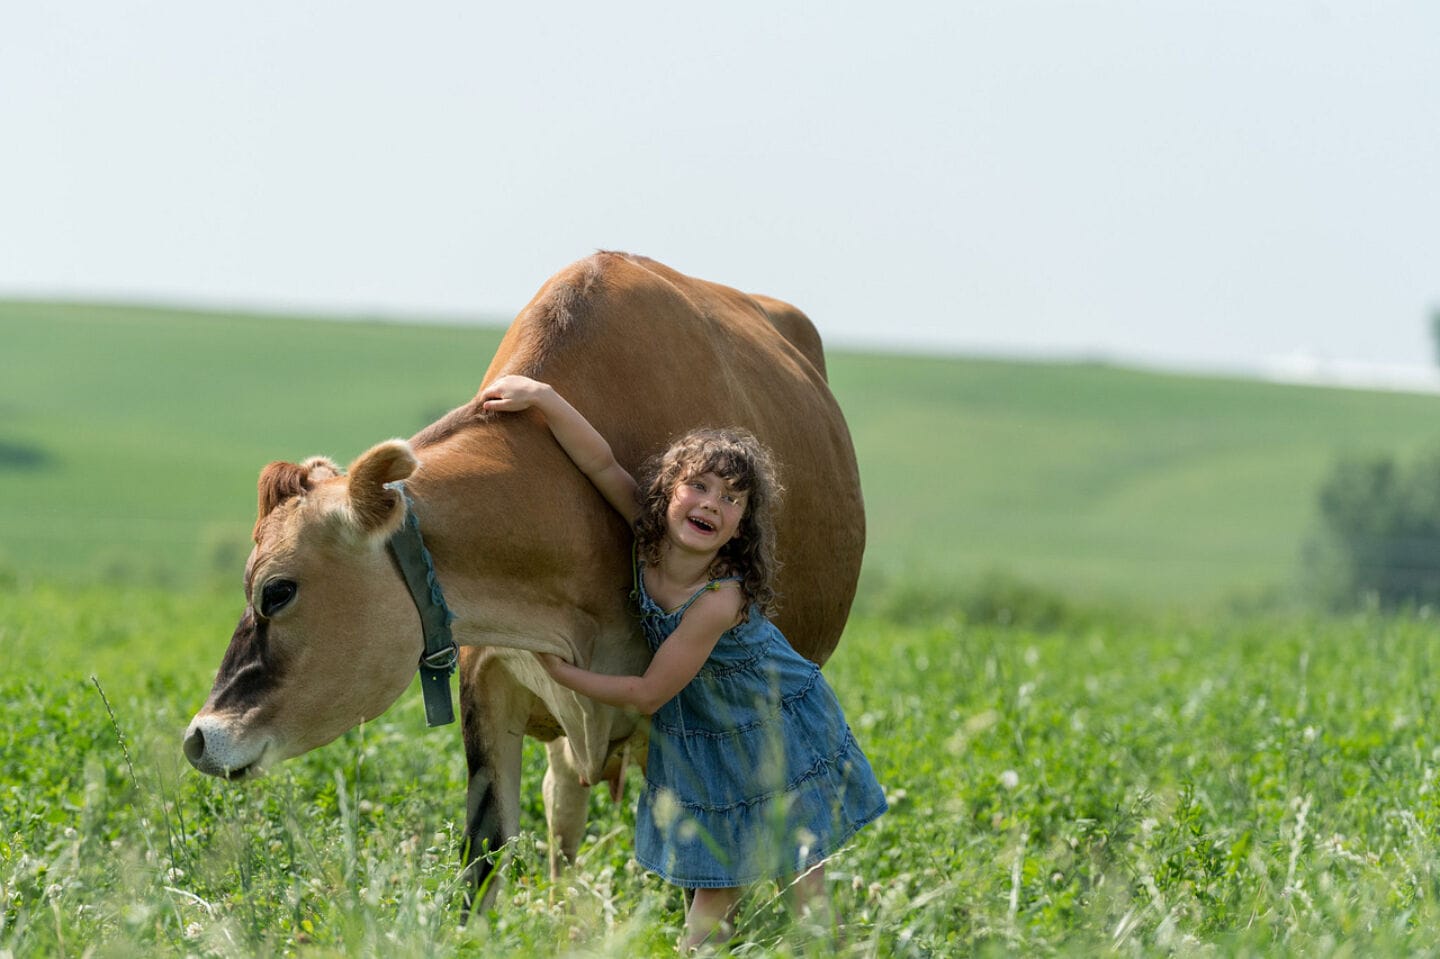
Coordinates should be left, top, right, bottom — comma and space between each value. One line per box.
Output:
543, 738, 591, 878
459, 655, 531, 914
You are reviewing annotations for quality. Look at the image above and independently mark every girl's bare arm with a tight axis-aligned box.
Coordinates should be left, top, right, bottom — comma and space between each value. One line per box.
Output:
538, 587, 744, 714
480, 375, 640, 523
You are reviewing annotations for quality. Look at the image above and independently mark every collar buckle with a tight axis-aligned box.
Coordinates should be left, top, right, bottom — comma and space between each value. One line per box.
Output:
421, 642, 459, 672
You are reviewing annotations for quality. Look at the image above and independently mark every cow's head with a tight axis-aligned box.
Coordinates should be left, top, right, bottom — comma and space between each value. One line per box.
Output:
183, 440, 423, 779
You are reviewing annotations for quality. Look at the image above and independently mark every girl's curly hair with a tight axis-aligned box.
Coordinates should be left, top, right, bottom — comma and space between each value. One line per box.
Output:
634, 427, 783, 617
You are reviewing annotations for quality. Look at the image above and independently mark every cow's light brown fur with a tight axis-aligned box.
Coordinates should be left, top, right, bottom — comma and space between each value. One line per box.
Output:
185, 252, 864, 906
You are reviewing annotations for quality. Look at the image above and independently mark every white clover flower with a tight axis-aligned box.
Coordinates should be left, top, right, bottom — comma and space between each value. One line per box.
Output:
795, 827, 818, 861
999, 770, 1020, 790
652, 788, 681, 831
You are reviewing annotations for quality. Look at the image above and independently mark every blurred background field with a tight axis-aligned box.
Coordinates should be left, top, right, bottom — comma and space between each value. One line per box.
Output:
6, 299, 1440, 614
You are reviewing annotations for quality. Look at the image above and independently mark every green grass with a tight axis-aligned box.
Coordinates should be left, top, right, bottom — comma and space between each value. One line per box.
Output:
6, 582, 1440, 955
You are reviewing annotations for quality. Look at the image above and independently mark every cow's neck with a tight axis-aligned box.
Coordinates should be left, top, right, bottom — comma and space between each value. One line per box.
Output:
403, 419, 637, 662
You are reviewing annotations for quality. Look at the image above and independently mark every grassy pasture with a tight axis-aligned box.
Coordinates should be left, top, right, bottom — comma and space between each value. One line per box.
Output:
7, 586, 1440, 956
5, 300, 1440, 955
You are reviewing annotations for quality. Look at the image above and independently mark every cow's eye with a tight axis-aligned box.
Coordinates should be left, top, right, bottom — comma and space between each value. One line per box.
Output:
260, 579, 298, 617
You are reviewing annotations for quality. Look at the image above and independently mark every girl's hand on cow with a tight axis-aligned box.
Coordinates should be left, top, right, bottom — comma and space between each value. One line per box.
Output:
483, 377, 640, 524
536, 652, 577, 686
481, 375, 553, 413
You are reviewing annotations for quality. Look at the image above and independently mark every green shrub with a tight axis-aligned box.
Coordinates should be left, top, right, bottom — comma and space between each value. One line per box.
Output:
1305, 449, 1440, 610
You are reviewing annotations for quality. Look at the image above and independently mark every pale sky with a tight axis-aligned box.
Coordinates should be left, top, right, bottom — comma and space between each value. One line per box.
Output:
3, 2, 1438, 374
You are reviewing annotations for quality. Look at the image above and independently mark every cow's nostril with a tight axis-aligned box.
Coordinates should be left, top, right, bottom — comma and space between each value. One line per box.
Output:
183, 725, 206, 764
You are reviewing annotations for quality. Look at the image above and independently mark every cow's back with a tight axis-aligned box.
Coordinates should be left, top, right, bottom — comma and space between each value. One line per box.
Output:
480, 252, 863, 665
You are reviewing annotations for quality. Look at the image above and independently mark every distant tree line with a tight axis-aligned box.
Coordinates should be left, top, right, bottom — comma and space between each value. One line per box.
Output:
1306, 448, 1440, 610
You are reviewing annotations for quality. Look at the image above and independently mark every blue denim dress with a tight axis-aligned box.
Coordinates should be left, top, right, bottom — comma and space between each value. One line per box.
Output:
633, 561, 888, 889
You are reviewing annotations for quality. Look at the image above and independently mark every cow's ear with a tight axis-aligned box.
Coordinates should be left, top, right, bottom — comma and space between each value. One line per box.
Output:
345, 439, 417, 537
255, 456, 339, 541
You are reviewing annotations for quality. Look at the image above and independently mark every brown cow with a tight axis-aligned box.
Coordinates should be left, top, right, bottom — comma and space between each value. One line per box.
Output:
183, 252, 865, 907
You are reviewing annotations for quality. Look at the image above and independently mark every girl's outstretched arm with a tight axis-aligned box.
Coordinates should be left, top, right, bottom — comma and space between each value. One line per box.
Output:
538, 586, 745, 715
480, 375, 640, 523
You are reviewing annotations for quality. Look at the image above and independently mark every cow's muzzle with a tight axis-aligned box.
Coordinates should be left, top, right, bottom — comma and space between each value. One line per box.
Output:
183, 714, 269, 780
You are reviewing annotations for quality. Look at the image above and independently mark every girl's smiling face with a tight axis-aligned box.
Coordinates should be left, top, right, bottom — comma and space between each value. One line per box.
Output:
665, 470, 749, 556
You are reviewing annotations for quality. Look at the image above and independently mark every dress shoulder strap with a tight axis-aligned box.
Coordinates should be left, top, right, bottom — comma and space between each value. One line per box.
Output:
673, 576, 744, 616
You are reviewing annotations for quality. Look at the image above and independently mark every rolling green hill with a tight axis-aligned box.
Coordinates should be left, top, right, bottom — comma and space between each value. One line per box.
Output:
832, 353, 1440, 609
5, 299, 1440, 610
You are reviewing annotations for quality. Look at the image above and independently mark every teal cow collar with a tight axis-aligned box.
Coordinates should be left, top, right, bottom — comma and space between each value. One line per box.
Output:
385, 482, 458, 727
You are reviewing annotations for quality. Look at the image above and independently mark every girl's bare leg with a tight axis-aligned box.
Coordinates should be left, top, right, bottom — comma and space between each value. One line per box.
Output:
790, 863, 838, 941
683, 886, 743, 951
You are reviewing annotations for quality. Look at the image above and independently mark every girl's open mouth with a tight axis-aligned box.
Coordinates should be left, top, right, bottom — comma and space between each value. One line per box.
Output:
688, 517, 716, 533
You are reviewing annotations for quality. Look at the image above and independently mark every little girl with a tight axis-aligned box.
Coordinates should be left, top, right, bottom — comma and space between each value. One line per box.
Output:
480, 375, 887, 950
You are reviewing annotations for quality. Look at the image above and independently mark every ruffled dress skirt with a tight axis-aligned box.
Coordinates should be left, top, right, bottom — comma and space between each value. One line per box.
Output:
633, 575, 887, 889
